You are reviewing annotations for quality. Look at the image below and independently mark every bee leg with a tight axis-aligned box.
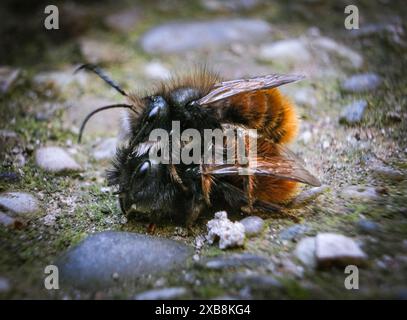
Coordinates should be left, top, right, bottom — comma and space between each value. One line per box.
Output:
241, 204, 264, 216
200, 164, 214, 206
185, 197, 206, 235
241, 134, 255, 214
147, 223, 156, 234
241, 175, 255, 215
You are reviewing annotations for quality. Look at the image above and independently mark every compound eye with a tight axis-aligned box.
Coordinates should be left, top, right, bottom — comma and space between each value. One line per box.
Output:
148, 96, 168, 119
148, 105, 160, 118
137, 160, 151, 176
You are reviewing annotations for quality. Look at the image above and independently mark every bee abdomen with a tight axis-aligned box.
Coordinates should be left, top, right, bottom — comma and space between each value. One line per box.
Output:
262, 88, 298, 144
226, 88, 298, 144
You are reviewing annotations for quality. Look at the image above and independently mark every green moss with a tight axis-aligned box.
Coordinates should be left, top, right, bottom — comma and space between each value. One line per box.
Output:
280, 278, 311, 299
194, 284, 226, 299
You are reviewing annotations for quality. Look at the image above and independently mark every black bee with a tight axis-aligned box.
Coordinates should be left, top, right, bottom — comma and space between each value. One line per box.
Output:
76, 64, 320, 228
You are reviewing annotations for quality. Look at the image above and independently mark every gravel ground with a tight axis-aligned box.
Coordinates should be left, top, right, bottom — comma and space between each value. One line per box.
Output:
0, 0, 406, 299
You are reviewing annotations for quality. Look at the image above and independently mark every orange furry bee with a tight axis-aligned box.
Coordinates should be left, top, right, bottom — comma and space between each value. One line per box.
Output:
77, 64, 321, 227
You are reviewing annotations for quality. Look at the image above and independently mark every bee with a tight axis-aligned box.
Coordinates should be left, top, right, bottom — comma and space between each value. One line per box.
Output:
76, 64, 321, 228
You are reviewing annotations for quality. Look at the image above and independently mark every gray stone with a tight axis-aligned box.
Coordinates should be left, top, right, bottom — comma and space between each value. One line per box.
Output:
35, 147, 82, 174
315, 233, 367, 268
104, 8, 141, 32
232, 274, 282, 289
279, 257, 304, 278
0, 192, 40, 216
141, 19, 271, 53
339, 100, 368, 125
341, 73, 382, 93
386, 111, 402, 123
143, 61, 171, 80
239, 216, 265, 237
92, 138, 118, 161
0, 66, 20, 94
57, 231, 192, 289
34, 70, 89, 90
357, 219, 380, 234
0, 211, 14, 227
259, 36, 363, 71
0, 129, 18, 140
371, 165, 405, 182
0, 277, 10, 293
200, 253, 269, 270
134, 287, 187, 300
279, 224, 310, 241
0, 211, 24, 229
63, 96, 122, 138
259, 39, 312, 64
202, 0, 260, 11
312, 37, 363, 69
341, 185, 381, 201
0, 172, 21, 183
294, 237, 316, 268
290, 185, 329, 207
78, 38, 128, 64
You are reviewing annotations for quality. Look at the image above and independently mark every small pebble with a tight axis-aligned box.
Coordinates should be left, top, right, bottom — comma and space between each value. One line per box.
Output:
35, 146, 82, 174
290, 185, 328, 207
371, 165, 405, 182
201, 254, 269, 270
0, 277, 11, 293
341, 185, 381, 201
0, 172, 21, 183
339, 100, 368, 125
341, 73, 382, 93
357, 219, 380, 234
0, 192, 40, 216
134, 287, 187, 300
279, 224, 310, 241
316, 233, 367, 268
144, 61, 171, 80
294, 237, 317, 269
239, 216, 265, 237
0, 211, 24, 229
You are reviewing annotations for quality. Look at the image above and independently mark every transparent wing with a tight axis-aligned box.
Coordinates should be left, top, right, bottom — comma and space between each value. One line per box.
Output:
196, 73, 305, 105
202, 145, 321, 187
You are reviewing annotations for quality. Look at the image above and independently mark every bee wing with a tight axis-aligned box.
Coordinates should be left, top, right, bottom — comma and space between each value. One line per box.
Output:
202, 146, 321, 187
196, 74, 304, 105
213, 177, 282, 212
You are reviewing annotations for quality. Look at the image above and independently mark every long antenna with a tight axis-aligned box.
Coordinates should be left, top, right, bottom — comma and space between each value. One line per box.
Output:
78, 104, 134, 143
75, 64, 128, 97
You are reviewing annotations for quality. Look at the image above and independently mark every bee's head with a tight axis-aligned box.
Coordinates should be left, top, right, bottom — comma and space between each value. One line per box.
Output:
106, 90, 202, 219
108, 145, 179, 218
